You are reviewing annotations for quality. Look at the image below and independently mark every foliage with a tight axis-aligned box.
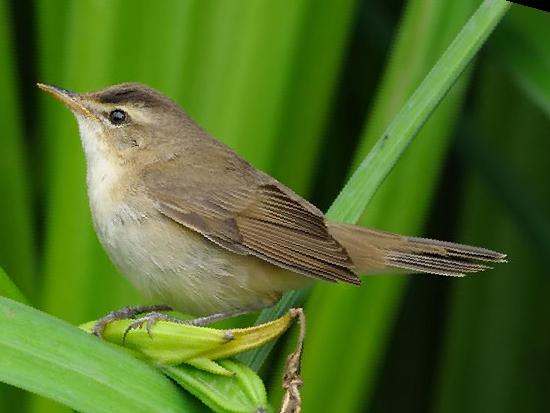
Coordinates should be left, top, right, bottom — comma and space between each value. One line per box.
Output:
0, 0, 548, 412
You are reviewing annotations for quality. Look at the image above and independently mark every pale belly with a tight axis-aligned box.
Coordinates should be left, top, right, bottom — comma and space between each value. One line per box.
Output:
93, 202, 311, 316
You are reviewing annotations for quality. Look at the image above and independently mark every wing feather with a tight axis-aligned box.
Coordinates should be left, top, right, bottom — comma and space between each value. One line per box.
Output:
143, 164, 359, 284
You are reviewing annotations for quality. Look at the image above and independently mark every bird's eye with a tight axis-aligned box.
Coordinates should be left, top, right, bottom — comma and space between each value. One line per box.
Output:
108, 109, 127, 125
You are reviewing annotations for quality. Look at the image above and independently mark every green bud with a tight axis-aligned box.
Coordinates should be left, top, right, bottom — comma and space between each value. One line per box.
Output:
80, 311, 293, 368
80, 311, 296, 412
164, 360, 271, 413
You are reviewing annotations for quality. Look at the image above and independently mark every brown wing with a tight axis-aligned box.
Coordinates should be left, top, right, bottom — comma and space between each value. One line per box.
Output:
142, 161, 359, 285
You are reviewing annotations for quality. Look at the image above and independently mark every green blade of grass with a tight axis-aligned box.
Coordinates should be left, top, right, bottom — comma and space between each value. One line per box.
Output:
172, 1, 242, 126
0, 267, 29, 305
0, 0, 35, 303
435, 59, 550, 413
213, 0, 308, 169
106, 0, 190, 89
269, 0, 359, 195
0, 297, 199, 413
0, 2, 37, 410
38, 0, 126, 327
491, 6, 550, 117
458, 123, 550, 256
143, 0, 313, 174
244, 0, 511, 374
434, 13, 550, 412
332, 0, 511, 221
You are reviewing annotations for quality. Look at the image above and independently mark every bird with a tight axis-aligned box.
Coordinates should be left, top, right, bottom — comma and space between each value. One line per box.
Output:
38, 82, 506, 334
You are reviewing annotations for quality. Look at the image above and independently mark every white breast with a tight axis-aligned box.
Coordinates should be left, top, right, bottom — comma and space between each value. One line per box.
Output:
77, 117, 125, 229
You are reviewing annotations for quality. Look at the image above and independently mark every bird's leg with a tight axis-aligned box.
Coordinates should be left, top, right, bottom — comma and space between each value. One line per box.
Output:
122, 307, 258, 344
92, 304, 172, 337
181, 307, 255, 326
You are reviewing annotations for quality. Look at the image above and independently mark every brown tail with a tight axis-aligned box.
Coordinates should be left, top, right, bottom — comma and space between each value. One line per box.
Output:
327, 222, 506, 277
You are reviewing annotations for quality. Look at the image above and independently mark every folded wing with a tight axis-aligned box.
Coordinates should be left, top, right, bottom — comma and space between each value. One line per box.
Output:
142, 161, 360, 285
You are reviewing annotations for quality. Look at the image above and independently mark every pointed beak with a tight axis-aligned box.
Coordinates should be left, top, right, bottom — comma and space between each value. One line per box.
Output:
37, 83, 95, 118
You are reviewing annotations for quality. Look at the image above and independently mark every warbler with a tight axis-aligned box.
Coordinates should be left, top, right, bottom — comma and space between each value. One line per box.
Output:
38, 82, 506, 333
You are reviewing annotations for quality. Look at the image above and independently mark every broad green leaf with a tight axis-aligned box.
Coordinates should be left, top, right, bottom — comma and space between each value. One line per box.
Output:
0, 297, 200, 413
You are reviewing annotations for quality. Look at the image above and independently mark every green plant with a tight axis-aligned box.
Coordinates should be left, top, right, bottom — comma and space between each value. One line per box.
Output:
1, 0, 548, 412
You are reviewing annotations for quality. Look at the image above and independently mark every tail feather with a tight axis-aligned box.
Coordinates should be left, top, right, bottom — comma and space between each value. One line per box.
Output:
327, 222, 506, 277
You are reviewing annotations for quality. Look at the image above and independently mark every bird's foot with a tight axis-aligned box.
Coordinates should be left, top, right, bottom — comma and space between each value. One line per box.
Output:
121, 307, 255, 344
92, 304, 172, 338
122, 311, 181, 344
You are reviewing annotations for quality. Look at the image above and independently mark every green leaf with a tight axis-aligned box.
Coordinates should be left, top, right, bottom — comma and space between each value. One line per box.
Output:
0, 267, 29, 305
491, 7, 550, 117
38, 0, 140, 328
269, 0, 359, 194
0, 297, 200, 413
164, 360, 269, 413
435, 59, 550, 413
297, 1, 478, 410
332, 0, 510, 222
0, 0, 36, 302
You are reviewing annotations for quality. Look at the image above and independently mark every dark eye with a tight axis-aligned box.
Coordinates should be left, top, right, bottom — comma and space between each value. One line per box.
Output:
108, 109, 127, 125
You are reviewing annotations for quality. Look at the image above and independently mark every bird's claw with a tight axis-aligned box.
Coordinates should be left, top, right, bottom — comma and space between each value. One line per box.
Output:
91, 304, 172, 339
122, 311, 170, 345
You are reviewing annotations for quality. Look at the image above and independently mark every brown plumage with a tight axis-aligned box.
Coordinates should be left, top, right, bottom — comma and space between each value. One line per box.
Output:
139, 109, 505, 283
39, 81, 507, 318
327, 223, 505, 277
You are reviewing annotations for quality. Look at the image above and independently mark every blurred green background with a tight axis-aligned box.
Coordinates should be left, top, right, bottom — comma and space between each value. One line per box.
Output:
0, 0, 549, 412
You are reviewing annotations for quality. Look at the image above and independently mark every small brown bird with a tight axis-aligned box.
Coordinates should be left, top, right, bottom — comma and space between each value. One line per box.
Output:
38, 82, 506, 331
